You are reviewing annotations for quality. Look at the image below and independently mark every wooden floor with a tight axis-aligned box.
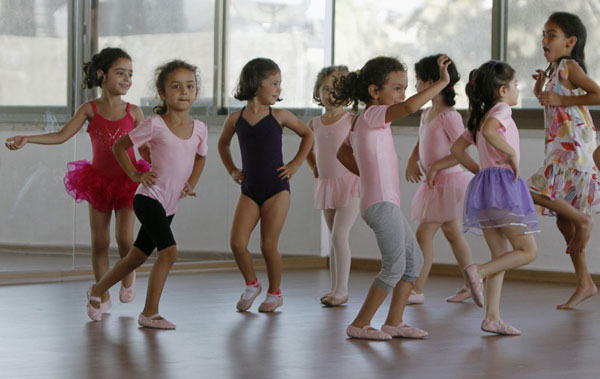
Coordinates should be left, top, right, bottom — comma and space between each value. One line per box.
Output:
0, 269, 598, 379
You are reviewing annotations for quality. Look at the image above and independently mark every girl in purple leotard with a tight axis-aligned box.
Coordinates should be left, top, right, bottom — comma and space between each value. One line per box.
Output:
218, 58, 313, 312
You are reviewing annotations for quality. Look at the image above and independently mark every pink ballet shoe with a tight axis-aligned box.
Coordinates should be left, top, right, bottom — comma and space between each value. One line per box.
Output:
138, 313, 176, 330
319, 292, 332, 302
407, 290, 425, 305
481, 319, 521, 335
100, 297, 112, 313
236, 283, 262, 311
321, 295, 349, 306
258, 294, 283, 313
86, 285, 102, 322
346, 325, 392, 340
119, 271, 136, 303
464, 264, 484, 307
446, 287, 472, 303
381, 323, 428, 339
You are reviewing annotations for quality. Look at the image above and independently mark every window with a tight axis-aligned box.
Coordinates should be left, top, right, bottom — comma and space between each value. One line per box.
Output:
335, 0, 493, 109
0, 0, 68, 106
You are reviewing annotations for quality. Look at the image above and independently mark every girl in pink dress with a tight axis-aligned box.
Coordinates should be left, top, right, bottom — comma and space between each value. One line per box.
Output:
334, 55, 451, 340
87, 60, 208, 329
306, 65, 360, 306
6, 47, 148, 310
451, 60, 538, 335
405, 55, 474, 305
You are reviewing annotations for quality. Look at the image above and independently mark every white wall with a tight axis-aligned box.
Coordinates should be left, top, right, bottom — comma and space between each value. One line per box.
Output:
1, 119, 599, 274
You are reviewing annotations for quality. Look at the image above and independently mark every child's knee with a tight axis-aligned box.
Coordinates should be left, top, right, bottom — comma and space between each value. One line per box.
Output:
373, 277, 394, 294
230, 239, 248, 255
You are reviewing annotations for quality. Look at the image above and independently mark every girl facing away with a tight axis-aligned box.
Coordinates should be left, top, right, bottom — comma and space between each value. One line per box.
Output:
306, 65, 360, 306
5, 47, 148, 311
86, 60, 208, 329
218, 58, 313, 313
405, 54, 475, 305
528, 12, 600, 309
451, 61, 538, 335
334, 55, 451, 340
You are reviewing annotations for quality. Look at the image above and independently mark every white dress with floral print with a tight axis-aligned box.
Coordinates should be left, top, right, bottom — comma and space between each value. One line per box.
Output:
528, 59, 600, 215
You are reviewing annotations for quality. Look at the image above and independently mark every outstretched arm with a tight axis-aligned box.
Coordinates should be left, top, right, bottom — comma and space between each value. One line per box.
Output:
5, 102, 92, 150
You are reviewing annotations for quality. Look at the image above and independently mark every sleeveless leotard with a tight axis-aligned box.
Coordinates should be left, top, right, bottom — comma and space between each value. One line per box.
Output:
235, 107, 290, 206
63, 101, 150, 212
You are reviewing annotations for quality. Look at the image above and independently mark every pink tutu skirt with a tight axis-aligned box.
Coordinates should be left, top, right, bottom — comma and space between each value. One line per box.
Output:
64, 159, 151, 213
410, 169, 474, 223
314, 174, 360, 210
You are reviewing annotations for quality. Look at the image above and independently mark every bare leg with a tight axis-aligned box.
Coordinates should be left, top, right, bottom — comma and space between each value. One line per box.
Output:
115, 207, 136, 288
441, 219, 474, 289
259, 191, 290, 293
384, 280, 414, 325
230, 194, 261, 283
88, 204, 112, 303
350, 283, 388, 328
89, 246, 149, 308
142, 245, 177, 318
476, 226, 538, 279
531, 192, 593, 254
555, 216, 598, 309
413, 222, 441, 294
481, 229, 509, 322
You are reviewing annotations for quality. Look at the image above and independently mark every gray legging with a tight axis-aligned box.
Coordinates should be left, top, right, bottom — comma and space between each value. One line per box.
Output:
363, 202, 423, 293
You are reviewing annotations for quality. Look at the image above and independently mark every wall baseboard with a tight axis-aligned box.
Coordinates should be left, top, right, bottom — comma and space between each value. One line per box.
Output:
351, 259, 599, 285
0, 256, 328, 286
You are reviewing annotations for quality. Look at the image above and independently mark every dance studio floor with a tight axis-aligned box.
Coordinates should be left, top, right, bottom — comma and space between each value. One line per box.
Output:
0, 269, 598, 379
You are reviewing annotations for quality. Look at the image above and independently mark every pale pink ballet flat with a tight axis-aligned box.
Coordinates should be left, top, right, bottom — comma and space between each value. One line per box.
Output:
464, 264, 484, 307
119, 271, 136, 303
481, 319, 521, 335
258, 294, 283, 312
138, 313, 176, 330
236, 283, 262, 311
319, 292, 332, 302
321, 295, 349, 306
100, 297, 112, 314
86, 285, 102, 322
407, 290, 425, 305
346, 325, 392, 340
381, 323, 428, 339
446, 287, 472, 303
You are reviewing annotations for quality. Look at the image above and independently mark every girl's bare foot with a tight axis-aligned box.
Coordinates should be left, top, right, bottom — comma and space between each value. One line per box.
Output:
557, 282, 598, 309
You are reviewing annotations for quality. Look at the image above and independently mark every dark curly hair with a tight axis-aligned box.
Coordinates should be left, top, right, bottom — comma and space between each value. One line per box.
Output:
415, 54, 460, 106
234, 58, 282, 101
465, 60, 515, 142
153, 60, 200, 115
331, 56, 406, 112
546, 12, 587, 74
312, 65, 349, 106
82, 47, 131, 89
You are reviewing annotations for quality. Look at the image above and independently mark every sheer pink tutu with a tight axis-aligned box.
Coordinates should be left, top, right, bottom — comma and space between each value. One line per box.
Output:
64, 159, 150, 213
314, 174, 360, 210
410, 170, 473, 223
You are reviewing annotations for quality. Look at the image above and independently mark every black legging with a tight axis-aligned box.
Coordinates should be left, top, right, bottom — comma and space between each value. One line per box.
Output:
133, 195, 176, 256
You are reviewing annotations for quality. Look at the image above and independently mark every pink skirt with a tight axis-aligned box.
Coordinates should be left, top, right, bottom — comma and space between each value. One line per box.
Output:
314, 174, 360, 210
410, 170, 473, 223
64, 159, 151, 213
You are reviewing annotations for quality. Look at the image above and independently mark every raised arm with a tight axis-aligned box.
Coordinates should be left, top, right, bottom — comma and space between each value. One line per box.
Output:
5, 102, 92, 150
385, 55, 451, 123
450, 136, 479, 175
276, 109, 314, 182
539, 61, 600, 107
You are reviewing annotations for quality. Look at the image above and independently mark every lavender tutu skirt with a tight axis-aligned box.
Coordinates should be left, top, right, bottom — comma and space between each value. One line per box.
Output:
463, 167, 539, 234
